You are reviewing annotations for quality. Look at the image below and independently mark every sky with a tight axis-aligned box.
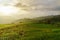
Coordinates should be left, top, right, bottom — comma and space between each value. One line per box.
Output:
0, 0, 60, 24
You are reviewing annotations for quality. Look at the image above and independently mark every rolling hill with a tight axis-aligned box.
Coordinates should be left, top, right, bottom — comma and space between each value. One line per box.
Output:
0, 15, 60, 40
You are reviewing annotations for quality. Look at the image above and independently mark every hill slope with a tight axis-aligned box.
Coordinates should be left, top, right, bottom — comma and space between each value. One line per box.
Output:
0, 15, 60, 40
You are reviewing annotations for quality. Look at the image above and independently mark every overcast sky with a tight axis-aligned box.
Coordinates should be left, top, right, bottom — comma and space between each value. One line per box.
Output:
0, 0, 60, 24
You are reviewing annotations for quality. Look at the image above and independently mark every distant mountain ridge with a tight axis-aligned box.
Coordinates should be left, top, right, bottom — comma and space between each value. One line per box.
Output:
13, 15, 60, 24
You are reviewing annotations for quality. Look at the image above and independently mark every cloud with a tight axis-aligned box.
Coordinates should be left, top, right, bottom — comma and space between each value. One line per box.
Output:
16, 0, 60, 11
0, 0, 60, 24
0, 0, 19, 6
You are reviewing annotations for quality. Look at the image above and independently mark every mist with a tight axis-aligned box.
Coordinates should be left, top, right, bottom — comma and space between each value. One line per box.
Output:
0, 0, 60, 24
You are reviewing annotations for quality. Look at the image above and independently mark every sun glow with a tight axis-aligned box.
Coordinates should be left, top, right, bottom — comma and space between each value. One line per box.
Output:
0, 6, 20, 16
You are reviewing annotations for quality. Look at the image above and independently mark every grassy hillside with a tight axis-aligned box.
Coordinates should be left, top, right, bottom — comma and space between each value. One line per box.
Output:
0, 15, 60, 40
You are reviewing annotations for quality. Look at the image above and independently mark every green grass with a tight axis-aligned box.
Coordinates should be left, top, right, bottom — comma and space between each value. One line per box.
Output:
0, 23, 60, 40
0, 15, 60, 40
